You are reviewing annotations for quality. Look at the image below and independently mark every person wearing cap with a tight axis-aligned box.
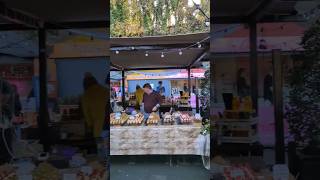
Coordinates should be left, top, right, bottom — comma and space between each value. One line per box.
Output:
141, 83, 161, 120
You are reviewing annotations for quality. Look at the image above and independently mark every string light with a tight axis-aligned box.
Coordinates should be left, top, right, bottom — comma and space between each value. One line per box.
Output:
115, 50, 119, 54
197, 42, 202, 48
145, 52, 149, 56
131, 46, 135, 50
161, 52, 164, 58
179, 49, 183, 55
205, 21, 210, 27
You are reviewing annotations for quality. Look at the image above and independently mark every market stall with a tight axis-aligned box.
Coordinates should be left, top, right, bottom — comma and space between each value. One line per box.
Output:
110, 33, 211, 158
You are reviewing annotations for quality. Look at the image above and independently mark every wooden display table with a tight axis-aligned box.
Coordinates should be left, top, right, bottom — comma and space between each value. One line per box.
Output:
110, 125, 209, 156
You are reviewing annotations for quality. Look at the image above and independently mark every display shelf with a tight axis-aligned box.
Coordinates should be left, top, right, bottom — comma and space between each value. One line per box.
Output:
216, 118, 258, 126
217, 117, 259, 144
219, 135, 259, 144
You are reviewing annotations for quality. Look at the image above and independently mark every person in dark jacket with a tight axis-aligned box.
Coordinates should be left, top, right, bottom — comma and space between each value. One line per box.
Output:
236, 68, 250, 98
11, 84, 22, 116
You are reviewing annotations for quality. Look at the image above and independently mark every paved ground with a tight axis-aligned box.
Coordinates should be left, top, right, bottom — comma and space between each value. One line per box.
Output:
110, 156, 210, 180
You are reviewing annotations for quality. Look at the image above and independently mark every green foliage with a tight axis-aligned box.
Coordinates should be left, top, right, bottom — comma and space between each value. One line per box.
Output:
286, 21, 320, 146
200, 69, 210, 119
110, 0, 210, 37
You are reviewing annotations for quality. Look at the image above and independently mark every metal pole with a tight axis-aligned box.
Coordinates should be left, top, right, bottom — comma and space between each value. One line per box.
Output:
105, 59, 110, 177
38, 27, 50, 152
273, 49, 285, 163
249, 22, 258, 116
195, 77, 200, 113
210, 56, 215, 156
187, 68, 191, 96
121, 70, 126, 108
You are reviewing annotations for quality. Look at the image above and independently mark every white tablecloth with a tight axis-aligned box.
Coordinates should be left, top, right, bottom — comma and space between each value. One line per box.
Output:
110, 125, 210, 155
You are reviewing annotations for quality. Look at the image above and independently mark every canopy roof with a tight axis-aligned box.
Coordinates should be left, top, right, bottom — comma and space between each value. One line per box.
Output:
213, 0, 318, 23
110, 33, 210, 70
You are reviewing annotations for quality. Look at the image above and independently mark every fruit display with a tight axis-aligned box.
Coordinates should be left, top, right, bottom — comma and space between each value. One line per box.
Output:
32, 163, 60, 180
126, 113, 144, 126
180, 113, 193, 124
163, 112, 175, 125
0, 164, 16, 180
147, 112, 160, 125
110, 112, 129, 126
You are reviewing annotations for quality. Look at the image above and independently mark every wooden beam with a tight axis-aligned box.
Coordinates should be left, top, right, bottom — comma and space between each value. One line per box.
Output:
0, 20, 110, 31
247, 0, 275, 21
44, 21, 109, 29
0, 23, 35, 30
0, 2, 41, 28
213, 16, 248, 24
122, 66, 188, 71
111, 44, 209, 51
110, 62, 124, 71
189, 49, 209, 67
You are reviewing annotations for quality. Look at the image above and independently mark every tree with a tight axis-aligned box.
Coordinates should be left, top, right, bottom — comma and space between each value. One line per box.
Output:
286, 21, 320, 150
110, 0, 210, 37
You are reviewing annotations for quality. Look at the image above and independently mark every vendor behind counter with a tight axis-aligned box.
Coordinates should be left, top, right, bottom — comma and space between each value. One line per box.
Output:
141, 83, 161, 120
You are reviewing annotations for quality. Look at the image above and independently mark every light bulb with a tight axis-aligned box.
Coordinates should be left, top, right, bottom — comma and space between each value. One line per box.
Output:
161, 52, 164, 58
197, 43, 202, 48
145, 52, 149, 57
179, 50, 183, 55
131, 46, 135, 50
115, 50, 119, 54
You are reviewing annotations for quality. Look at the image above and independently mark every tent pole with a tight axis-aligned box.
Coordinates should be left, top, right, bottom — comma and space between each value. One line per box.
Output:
273, 49, 285, 163
38, 27, 50, 152
249, 21, 258, 116
187, 68, 191, 96
122, 70, 126, 108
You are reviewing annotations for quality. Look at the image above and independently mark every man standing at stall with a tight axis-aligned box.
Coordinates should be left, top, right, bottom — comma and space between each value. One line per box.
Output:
141, 83, 162, 120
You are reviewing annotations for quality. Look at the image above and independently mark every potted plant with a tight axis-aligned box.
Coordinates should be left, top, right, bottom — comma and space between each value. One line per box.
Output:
286, 20, 320, 178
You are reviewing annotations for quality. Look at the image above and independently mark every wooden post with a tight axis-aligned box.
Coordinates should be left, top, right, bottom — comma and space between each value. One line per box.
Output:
273, 49, 285, 163
249, 22, 258, 115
